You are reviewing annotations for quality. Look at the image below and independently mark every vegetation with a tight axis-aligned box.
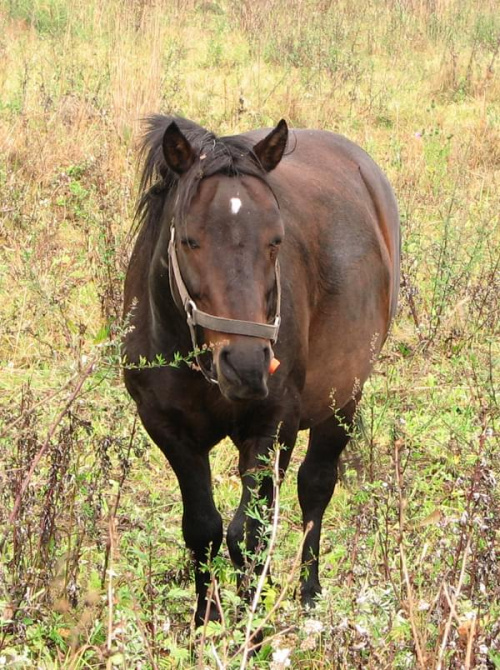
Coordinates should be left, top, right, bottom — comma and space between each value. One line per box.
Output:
0, 0, 498, 667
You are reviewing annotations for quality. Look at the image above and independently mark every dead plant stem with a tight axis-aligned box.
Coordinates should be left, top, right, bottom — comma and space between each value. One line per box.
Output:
394, 438, 426, 669
6, 357, 97, 528
435, 535, 472, 670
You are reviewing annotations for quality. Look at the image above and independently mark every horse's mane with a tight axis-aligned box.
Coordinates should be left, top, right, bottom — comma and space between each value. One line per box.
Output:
133, 115, 267, 242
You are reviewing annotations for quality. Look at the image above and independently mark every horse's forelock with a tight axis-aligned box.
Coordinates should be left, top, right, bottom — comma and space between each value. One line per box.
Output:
133, 116, 267, 238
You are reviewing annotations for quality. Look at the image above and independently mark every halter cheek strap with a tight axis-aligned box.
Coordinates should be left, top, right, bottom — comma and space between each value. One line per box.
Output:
168, 227, 282, 384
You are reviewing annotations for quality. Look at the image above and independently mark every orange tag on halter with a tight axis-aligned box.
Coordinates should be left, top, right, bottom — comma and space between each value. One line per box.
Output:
269, 358, 280, 374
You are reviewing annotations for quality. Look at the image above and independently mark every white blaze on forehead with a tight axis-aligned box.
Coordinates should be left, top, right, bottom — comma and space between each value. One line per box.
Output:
230, 197, 242, 215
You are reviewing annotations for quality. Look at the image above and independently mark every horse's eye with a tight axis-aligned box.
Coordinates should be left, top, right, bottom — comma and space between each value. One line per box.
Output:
180, 237, 200, 249
269, 238, 282, 261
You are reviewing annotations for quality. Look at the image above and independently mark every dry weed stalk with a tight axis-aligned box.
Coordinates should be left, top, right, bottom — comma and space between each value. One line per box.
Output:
238, 445, 283, 669
394, 437, 426, 669
5, 356, 97, 533
435, 536, 472, 670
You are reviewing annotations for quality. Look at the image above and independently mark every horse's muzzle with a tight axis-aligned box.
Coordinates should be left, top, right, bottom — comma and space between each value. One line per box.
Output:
215, 341, 272, 401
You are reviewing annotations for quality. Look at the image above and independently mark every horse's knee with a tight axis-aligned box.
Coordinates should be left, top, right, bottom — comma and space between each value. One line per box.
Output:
182, 509, 223, 562
227, 511, 265, 568
298, 459, 338, 514
227, 514, 245, 567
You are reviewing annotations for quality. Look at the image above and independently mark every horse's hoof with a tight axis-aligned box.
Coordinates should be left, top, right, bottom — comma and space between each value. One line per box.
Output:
247, 628, 264, 656
300, 585, 321, 610
195, 603, 221, 628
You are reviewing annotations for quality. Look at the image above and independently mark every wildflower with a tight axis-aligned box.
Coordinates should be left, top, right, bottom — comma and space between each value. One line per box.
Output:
303, 618, 324, 635
300, 635, 317, 651
271, 647, 291, 669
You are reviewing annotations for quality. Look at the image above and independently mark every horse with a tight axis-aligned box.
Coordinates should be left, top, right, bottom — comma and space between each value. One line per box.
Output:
123, 116, 400, 626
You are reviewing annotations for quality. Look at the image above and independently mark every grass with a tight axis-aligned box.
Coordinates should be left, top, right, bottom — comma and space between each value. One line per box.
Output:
0, 0, 499, 667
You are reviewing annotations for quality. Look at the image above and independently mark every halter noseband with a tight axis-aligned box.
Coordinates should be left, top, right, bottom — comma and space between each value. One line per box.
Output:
168, 226, 281, 384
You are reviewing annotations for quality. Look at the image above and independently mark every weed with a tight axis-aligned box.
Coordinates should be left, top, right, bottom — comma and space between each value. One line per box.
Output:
1, 0, 499, 667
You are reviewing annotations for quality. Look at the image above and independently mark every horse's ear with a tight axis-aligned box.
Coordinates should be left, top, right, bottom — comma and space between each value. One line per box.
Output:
253, 119, 288, 172
162, 121, 195, 174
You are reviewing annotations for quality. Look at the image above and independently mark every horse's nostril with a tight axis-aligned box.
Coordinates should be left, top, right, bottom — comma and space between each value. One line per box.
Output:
217, 343, 272, 398
263, 345, 272, 367
219, 347, 231, 367
218, 347, 239, 383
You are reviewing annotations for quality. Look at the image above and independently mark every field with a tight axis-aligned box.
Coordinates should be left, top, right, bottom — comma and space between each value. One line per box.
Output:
0, 0, 499, 667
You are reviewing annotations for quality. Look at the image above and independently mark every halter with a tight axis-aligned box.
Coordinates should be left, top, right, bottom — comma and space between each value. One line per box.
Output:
168, 226, 281, 385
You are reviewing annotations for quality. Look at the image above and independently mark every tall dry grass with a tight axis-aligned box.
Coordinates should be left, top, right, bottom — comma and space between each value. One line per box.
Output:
0, 0, 499, 667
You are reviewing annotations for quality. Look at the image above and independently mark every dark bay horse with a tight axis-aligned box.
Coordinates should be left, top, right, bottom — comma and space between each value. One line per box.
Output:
123, 116, 400, 624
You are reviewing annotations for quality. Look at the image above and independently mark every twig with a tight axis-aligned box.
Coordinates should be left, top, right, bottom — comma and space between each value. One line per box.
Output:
211, 577, 228, 663
242, 522, 311, 645
238, 445, 282, 670
232, 473, 312, 665
105, 515, 117, 670
198, 579, 216, 669
244, 625, 296, 658
441, 582, 461, 626
464, 615, 477, 670
101, 415, 137, 588
0, 378, 76, 440
68, 644, 104, 670
99, 414, 137, 666
6, 357, 97, 527
435, 535, 472, 670
211, 641, 225, 670
128, 591, 161, 670
394, 438, 426, 669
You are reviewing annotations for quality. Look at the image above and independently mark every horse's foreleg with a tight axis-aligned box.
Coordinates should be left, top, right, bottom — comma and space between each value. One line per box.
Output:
176, 454, 223, 626
298, 398, 358, 607
227, 419, 298, 594
140, 412, 223, 626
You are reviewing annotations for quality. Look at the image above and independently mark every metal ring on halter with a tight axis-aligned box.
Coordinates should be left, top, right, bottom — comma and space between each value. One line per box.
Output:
186, 299, 197, 322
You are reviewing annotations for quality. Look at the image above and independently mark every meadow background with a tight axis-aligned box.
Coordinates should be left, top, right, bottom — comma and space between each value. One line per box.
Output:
0, 0, 499, 667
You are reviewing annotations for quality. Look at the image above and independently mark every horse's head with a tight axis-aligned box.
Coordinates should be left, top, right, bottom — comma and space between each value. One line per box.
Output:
162, 120, 288, 401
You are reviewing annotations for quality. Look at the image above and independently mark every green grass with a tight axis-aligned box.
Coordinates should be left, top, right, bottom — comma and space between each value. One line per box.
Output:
0, 0, 499, 667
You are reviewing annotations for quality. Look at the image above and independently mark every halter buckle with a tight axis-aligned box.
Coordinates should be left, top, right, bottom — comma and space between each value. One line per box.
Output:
185, 299, 197, 325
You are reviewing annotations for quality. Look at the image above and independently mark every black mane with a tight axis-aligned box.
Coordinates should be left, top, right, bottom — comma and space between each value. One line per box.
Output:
134, 115, 267, 240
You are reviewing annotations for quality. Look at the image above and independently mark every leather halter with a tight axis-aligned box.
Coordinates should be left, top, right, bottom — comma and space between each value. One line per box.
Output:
168, 226, 281, 384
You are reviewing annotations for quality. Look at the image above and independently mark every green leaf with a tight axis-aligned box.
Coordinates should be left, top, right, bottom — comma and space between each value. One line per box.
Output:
489, 650, 500, 669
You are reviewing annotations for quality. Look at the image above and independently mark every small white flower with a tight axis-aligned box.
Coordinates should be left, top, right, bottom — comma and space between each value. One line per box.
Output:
300, 636, 318, 651
271, 647, 291, 668
303, 618, 324, 634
